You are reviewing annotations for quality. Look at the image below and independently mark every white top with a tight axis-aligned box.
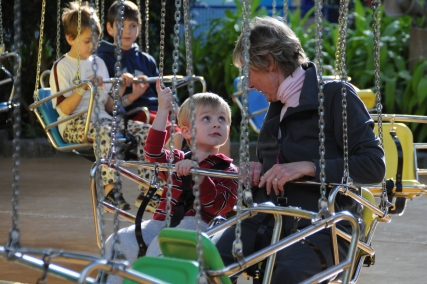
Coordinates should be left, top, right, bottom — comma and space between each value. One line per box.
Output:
49, 54, 112, 136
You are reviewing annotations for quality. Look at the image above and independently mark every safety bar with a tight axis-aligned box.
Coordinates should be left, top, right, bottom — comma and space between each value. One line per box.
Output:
0, 246, 96, 283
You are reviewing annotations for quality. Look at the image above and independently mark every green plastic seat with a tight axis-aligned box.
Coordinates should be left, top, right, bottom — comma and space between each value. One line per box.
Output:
158, 228, 232, 284
123, 256, 200, 284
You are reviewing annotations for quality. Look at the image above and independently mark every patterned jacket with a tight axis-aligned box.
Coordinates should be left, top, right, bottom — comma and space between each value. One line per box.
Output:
144, 128, 239, 223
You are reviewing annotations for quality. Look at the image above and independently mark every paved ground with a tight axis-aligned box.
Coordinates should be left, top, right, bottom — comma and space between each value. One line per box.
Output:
0, 156, 426, 283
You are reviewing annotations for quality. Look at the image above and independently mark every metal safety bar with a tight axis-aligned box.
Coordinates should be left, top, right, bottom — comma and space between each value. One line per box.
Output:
0, 52, 21, 113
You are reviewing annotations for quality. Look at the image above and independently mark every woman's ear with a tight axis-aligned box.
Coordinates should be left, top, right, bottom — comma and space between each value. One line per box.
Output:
267, 54, 275, 72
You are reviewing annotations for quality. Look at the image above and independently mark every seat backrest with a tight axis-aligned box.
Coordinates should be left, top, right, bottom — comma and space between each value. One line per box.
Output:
124, 256, 200, 284
374, 123, 416, 181
37, 88, 71, 148
361, 187, 377, 238
233, 77, 269, 133
158, 228, 232, 284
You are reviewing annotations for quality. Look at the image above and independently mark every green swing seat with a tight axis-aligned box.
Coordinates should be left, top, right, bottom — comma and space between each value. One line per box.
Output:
124, 228, 232, 284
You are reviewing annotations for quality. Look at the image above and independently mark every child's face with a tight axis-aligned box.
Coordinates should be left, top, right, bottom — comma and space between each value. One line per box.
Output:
67, 28, 97, 60
188, 106, 230, 151
108, 19, 140, 50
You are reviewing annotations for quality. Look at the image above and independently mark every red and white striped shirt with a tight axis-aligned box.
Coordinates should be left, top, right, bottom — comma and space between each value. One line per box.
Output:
143, 128, 239, 223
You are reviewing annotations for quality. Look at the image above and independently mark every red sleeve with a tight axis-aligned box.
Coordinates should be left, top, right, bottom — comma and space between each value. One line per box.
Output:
143, 127, 185, 180
198, 165, 239, 219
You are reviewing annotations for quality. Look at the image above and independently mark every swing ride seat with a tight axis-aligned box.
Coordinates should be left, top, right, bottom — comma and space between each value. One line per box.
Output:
31, 87, 94, 153
368, 122, 427, 200
157, 228, 232, 284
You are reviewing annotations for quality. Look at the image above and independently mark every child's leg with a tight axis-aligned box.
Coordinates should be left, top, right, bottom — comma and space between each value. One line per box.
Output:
63, 117, 129, 209
105, 220, 165, 283
146, 216, 208, 257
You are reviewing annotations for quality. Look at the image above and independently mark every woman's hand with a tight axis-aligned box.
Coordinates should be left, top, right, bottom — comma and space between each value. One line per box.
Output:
240, 161, 263, 188
258, 161, 316, 195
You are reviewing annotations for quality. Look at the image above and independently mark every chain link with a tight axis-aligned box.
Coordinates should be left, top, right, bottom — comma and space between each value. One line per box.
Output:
8, 0, 22, 252
283, 0, 288, 23
33, 0, 46, 101
314, 0, 328, 209
0, 0, 5, 50
272, 0, 276, 16
136, 0, 143, 48
100, 0, 104, 40
158, 0, 166, 81
73, 0, 83, 84
56, 0, 61, 60
145, 0, 150, 53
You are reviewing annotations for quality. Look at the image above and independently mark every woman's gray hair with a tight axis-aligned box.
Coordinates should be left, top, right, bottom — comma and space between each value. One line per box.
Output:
233, 16, 308, 77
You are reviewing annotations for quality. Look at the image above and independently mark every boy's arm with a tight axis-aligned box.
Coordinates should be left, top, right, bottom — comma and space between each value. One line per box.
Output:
152, 78, 173, 131
198, 166, 239, 217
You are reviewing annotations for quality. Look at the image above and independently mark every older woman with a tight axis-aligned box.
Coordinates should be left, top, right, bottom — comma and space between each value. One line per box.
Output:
212, 17, 385, 283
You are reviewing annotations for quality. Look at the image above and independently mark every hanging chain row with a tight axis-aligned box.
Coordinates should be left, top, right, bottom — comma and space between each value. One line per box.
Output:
158, 0, 166, 81
283, 0, 288, 23
314, 0, 327, 207
8, 0, 22, 252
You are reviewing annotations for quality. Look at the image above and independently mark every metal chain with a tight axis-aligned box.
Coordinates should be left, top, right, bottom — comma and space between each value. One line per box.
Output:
158, 0, 166, 81
165, 0, 182, 229
89, 0, 105, 257
33, 0, 46, 101
145, 0, 150, 53
36, 253, 51, 284
334, 1, 346, 77
73, 0, 83, 84
233, 0, 251, 265
339, 0, 351, 184
315, 0, 328, 210
283, 0, 288, 23
136, 0, 143, 48
0, 0, 4, 51
100, 0, 104, 40
110, 0, 126, 261
8, 0, 22, 252
272, 0, 276, 16
182, 1, 206, 282
372, 0, 386, 212
56, 0, 61, 60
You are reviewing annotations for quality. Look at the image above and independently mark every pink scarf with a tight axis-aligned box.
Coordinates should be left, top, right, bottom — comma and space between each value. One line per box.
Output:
278, 66, 306, 121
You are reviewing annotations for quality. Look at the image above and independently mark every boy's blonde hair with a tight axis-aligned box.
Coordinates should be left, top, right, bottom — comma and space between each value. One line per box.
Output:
62, 1, 101, 40
107, 1, 142, 26
178, 93, 232, 129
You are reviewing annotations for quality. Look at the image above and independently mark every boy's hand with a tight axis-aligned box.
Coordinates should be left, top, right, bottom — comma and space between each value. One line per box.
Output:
132, 75, 149, 97
85, 75, 104, 90
156, 78, 174, 112
175, 160, 196, 177
119, 73, 134, 95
